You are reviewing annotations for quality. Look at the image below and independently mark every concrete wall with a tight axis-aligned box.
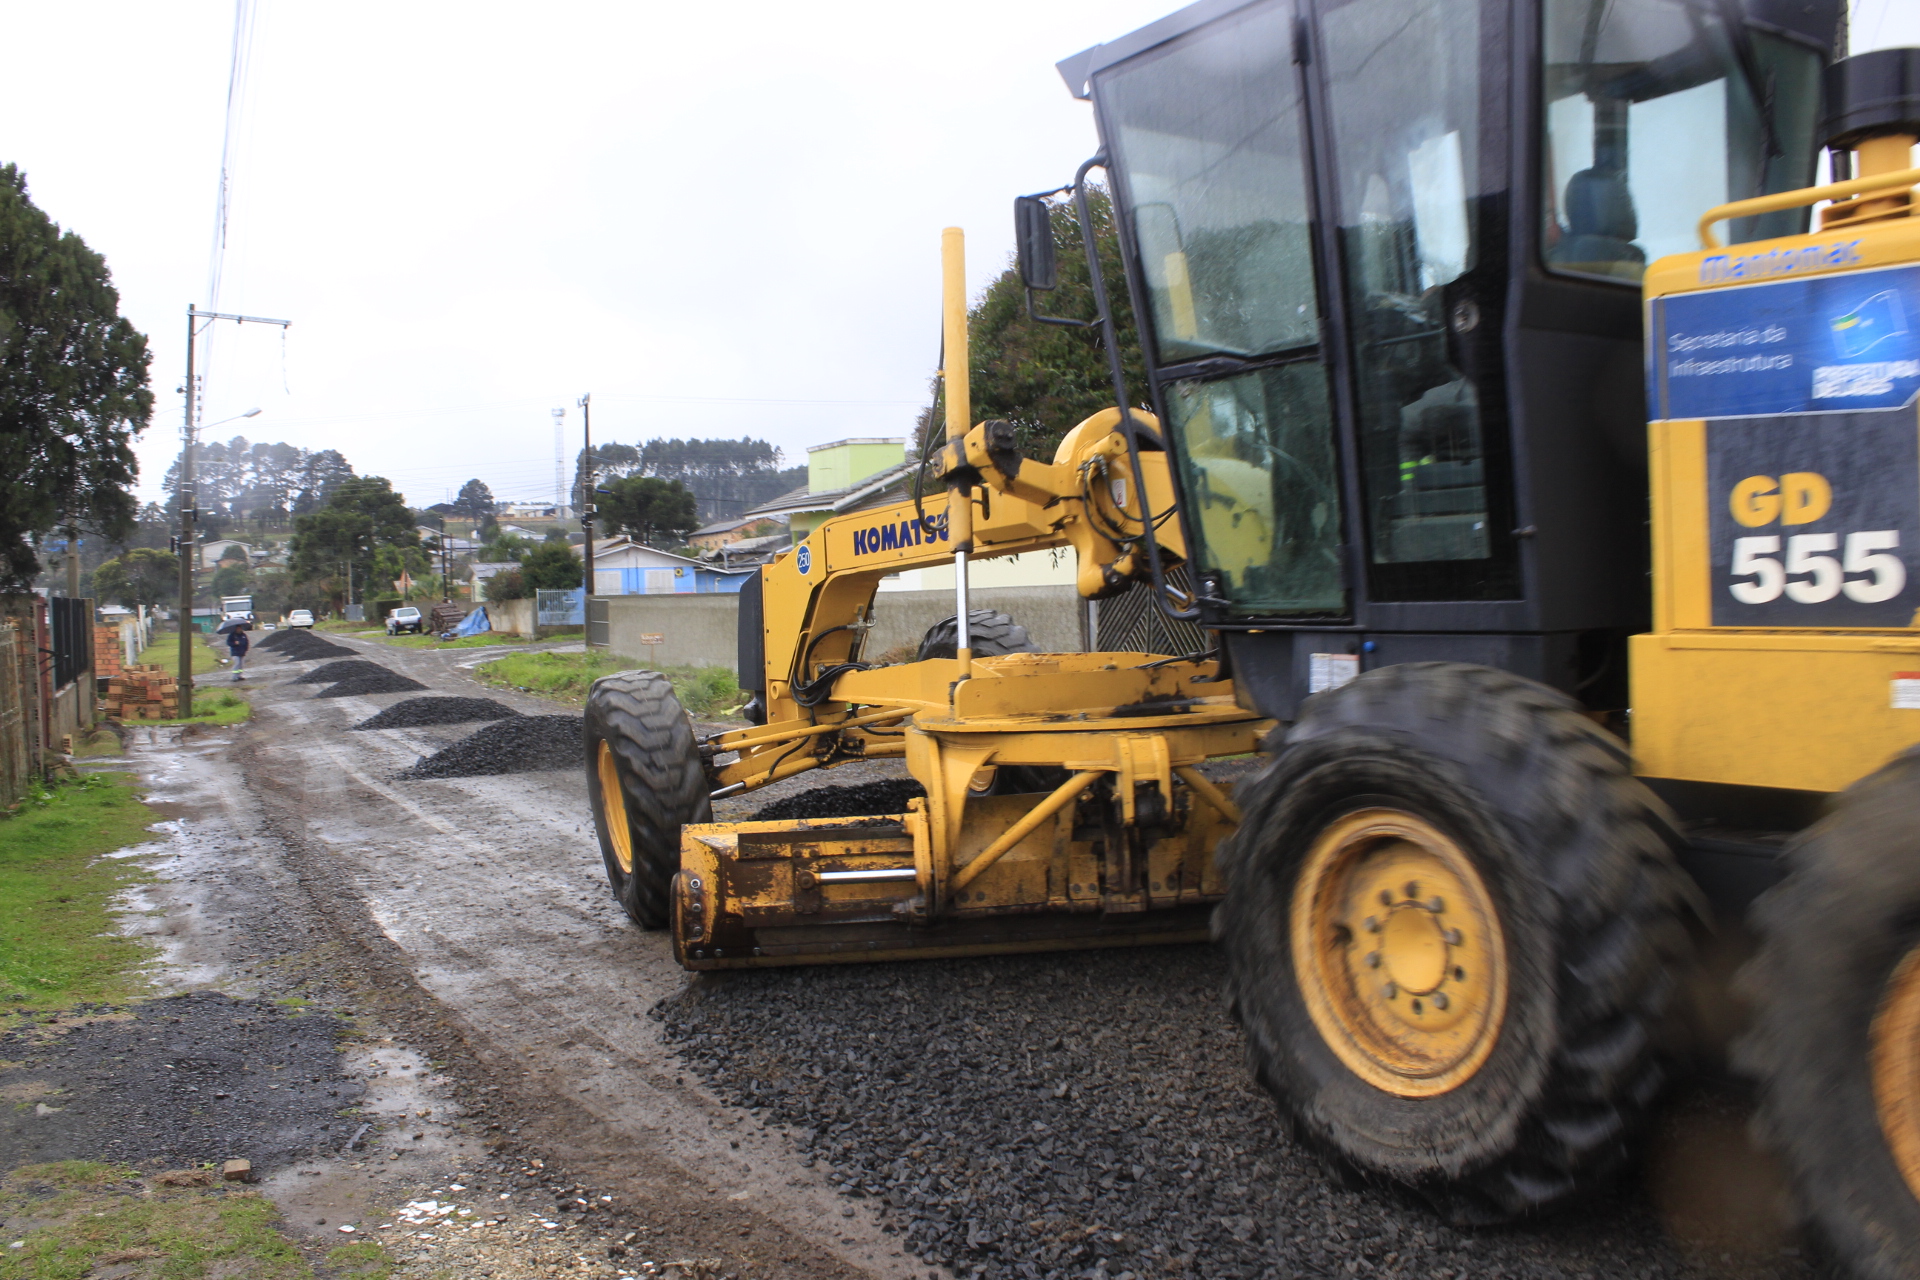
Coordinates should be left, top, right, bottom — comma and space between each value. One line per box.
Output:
862, 586, 1083, 659
600, 594, 747, 670
486, 597, 535, 638
594, 584, 1085, 674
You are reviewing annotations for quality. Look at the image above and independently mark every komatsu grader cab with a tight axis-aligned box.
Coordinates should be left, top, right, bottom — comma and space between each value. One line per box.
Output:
587, 0, 1920, 1271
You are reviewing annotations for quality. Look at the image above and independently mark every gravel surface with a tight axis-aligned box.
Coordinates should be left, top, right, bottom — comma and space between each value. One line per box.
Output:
397, 715, 584, 779
352, 697, 521, 731
315, 671, 430, 698
0, 993, 359, 1171
295, 659, 393, 684
658, 946, 1748, 1280
750, 779, 927, 822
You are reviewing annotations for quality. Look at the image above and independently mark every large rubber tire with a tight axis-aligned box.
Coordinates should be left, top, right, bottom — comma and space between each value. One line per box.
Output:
1739, 750, 1920, 1280
916, 609, 1039, 662
585, 670, 711, 929
1215, 662, 1695, 1223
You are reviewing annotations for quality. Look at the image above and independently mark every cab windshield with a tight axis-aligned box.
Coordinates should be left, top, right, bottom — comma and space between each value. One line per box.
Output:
1543, 0, 1823, 282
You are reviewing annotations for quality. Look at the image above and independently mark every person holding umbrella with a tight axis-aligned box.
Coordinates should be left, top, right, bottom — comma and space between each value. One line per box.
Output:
217, 616, 252, 681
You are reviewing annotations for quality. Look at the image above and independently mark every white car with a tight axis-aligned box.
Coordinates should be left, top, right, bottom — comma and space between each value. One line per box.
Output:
386, 606, 424, 635
287, 609, 315, 629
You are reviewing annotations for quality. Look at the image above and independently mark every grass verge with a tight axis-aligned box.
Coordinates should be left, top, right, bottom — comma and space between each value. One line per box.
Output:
473, 651, 743, 716
134, 631, 217, 676
360, 631, 527, 651
150, 689, 252, 728
0, 774, 156, 1008
0, 1161, 361, 1279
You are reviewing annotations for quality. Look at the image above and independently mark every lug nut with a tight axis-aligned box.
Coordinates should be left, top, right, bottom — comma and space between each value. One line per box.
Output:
1364, 916, 1381, 933
1431, 993, 1449, 1010
1365, 951, 1381, 969
1405, 881, 1420, 898
1383, 981, 1398, 999
1427, 896, 1444, 912
1443, 928, 1462, 945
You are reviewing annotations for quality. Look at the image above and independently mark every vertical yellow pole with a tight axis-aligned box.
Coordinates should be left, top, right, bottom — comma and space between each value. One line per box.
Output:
942, 227, 974, 673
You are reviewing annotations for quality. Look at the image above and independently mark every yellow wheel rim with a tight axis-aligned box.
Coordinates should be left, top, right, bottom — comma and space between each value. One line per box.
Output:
1871, 943, 1920, 1201
1290, 808, 1508, 1098
597, 740, 634, 876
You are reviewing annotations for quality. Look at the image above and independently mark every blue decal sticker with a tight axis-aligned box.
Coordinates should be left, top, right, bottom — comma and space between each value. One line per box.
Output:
1657, 264, 1920, 419
796, 544, 811, 575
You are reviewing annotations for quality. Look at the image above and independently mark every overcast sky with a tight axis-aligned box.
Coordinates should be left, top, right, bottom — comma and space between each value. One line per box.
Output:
6, 0, 1918, 513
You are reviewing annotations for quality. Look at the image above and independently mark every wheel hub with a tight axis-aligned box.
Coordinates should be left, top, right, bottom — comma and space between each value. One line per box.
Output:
1871, 943, 1920, 1201
1292, 809, 1507, 1097
597, 741, 634, 876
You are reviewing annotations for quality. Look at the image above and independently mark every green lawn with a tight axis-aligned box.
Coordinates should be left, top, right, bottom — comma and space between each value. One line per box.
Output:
135, 630, 217, 676
0, 1162, 365, 1280
0, 774, 157, 1008
473, 651, 743, 716
359, 631, 527, 651
150, 689, 251, 728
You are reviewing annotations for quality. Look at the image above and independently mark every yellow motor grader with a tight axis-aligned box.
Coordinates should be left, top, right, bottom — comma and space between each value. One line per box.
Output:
587, 0, 1920, 1272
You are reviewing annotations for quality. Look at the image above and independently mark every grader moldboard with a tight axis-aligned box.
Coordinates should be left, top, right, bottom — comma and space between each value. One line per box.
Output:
587, 2, 1920, 1273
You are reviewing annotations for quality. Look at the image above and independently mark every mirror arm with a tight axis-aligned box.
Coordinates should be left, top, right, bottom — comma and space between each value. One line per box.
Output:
1067, 153, 1200, 624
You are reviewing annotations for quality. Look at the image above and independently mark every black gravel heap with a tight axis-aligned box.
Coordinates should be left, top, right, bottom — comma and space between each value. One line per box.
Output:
315, 671, 428, 698
352, 697, 520, 731
294, 659, 391, 685
0, 992, 361, 1172
398, 714, 583, 779
657, 946, 1698, 1280
750, 779, 925, 822
280, 636, 356, 661
253, 628, 297, 650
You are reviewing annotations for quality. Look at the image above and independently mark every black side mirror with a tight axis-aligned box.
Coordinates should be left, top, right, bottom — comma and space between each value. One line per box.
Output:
1015, 195, 1058, 291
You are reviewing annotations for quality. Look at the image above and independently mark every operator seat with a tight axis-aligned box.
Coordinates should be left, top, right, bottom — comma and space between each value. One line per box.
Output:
1548, 167, 1647, 281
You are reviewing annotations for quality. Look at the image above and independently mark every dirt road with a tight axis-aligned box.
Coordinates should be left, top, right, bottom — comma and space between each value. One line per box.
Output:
102, 633, 1816, 1280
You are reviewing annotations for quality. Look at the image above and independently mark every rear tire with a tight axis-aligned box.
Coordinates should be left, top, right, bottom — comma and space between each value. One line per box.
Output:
586, 670, 711, 929
1215, 662, 1694, 1222
916, 609, 1038, 662
1740, 751, 1920, 1280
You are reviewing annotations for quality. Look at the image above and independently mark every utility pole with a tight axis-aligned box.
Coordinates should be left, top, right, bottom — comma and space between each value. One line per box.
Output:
175, 304, 289, 704
552, 407, 566, 514
579, 393, 594, 597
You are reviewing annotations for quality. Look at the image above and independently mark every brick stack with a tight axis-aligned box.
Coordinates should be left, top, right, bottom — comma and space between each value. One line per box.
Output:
94, 625, 127, 680
103, 665, 180, 720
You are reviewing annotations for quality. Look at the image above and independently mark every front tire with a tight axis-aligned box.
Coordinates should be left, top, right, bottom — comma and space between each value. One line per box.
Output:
1740, 751, 1920, 1280
586, 670, 711, 929
1215, 662, 1694, 1222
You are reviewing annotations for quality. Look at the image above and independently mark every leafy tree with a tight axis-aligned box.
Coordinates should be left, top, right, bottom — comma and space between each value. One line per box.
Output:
288, 475, 419, 601
91, 547, 178, 610
484, 567, 529, 600
454, 478, 496, 524
0, 165, 153, 588
597, 475, 698, 547
290, 449, 356, 514
211, 564, 251, 598
521, 542, 582, 591
916, 187, 1147, 463
580, 438, 800, 525
478, 530, 533, 563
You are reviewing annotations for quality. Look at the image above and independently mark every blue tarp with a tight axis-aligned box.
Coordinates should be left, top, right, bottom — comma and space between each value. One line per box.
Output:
455, 606, 491, 637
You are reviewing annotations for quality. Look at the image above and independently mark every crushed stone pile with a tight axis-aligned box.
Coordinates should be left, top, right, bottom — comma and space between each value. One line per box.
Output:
352, 697, 521, 731
253, 628, 297, 650
294, 659, 391, 684
315, 671, 428, 698
750, 779, 925, 822
398, 715, 583, 779
658, 945, 1692, 1280
278, 634, 355, 661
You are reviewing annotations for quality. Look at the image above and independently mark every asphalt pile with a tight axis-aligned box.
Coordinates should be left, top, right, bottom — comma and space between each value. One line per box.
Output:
0, 992, 360, 1171
750, 779, 925, 822
277, 631, 356, 661
316, 671, 428, 698
295, 659, 391, 685
352, 697, 521, 731
657, 945, 1691, 1280
253, 628, 298, 651
398, 715, 583, 779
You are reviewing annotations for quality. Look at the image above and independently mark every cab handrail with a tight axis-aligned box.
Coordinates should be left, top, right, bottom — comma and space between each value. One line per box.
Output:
1698, 167, 1920, 248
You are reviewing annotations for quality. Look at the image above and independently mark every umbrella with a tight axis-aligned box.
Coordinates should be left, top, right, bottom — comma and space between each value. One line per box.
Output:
215, 617, 252, 635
